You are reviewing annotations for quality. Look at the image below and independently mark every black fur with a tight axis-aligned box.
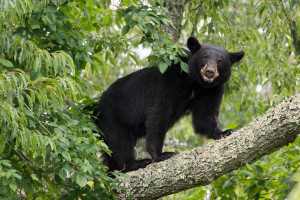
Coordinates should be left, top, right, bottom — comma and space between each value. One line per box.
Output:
94, 36, 245, 172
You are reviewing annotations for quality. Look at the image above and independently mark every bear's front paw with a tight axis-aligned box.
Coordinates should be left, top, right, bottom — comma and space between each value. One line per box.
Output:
215, 129, 234, 140
156, 152, 176, 162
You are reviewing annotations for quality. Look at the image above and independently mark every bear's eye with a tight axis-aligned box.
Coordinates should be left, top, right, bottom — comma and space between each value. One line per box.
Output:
217, 59, 222, 65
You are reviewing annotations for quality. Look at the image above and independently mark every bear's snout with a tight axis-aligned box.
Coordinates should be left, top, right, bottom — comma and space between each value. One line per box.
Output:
200, 63, 219, 83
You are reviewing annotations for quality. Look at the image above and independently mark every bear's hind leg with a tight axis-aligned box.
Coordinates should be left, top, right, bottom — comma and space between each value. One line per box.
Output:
106, 129, 151, 172
123, 158, 152, 172
145, 115, 176, 162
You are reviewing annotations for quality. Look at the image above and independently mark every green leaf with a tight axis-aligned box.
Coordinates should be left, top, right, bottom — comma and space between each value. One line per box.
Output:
76, 173, 87, 188
157, 59, 168, 74
245, 184, 257, 197
147, 55, 158, 61
226, 123, 238, 129
0, 160, 11, 167
122, 25, 130, 35
187, 190, 206, 200
49, 24, 56, 31
59, 168, 68, 180
253, 165, 263, 175
0, 58, 13, 67
31, 132, 38, 151
103, 14, 112, 24
30, 21, 40, 29
58, 0, 67, 4
0, 132, 5, 153
42, 141, 46, 164
9, 183, 17, 192
180, 61, 188, 73
83, 8, 90, 20
62, 151, 71, 162
163, 57, 172, 65
47, 137, 56, 153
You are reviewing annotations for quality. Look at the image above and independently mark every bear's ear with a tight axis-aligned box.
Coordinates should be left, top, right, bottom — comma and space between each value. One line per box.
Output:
187, 36, 201, 54
229, 51, 245, 64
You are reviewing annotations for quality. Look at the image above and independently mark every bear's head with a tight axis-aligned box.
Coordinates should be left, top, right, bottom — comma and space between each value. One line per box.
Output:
187, 36, 244, 88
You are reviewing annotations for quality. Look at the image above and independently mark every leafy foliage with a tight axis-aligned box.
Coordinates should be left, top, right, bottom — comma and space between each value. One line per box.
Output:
0, 0, 191, 198
0, 0, 119, 198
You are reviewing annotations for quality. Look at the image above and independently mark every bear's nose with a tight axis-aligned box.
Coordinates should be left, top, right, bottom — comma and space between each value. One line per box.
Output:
205, 69, 214, 78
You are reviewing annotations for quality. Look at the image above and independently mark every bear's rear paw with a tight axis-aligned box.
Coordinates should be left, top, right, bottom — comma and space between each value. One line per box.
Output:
136, 159, 152, 168
155, 152, 176, 162
124, 159, 152, 172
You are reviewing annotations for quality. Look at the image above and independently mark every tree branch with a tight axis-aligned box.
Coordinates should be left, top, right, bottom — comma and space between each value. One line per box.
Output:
116, 94, 300, 199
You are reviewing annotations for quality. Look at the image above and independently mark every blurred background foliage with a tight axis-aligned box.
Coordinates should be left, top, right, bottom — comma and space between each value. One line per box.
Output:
0, 0, 299, 199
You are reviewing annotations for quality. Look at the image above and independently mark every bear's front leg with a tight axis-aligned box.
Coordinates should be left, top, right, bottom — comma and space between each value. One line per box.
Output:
192, 113, 226, 140
191, 85, 233, 140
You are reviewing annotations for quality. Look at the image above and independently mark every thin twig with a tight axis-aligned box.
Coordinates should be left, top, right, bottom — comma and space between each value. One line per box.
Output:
124, 33, 142, 41
22, 100, 52, 136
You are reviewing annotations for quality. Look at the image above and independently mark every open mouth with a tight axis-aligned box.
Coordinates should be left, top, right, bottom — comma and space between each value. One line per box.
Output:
202, 76, 214, 83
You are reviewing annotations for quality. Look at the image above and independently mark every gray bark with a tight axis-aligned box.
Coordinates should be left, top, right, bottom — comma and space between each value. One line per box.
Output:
116, 94, 300, 200
161, 0, 187, 43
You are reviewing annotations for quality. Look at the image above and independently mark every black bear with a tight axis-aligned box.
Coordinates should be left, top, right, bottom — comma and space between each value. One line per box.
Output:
94, 36, 244, 172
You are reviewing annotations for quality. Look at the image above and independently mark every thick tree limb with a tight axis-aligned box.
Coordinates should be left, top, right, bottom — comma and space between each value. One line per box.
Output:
116, 94, 300, 200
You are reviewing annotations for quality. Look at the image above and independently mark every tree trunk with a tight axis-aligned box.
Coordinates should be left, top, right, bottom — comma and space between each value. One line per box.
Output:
161, 0, 187, 43
116, 94, 300, 200
281, 4, 300, 60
